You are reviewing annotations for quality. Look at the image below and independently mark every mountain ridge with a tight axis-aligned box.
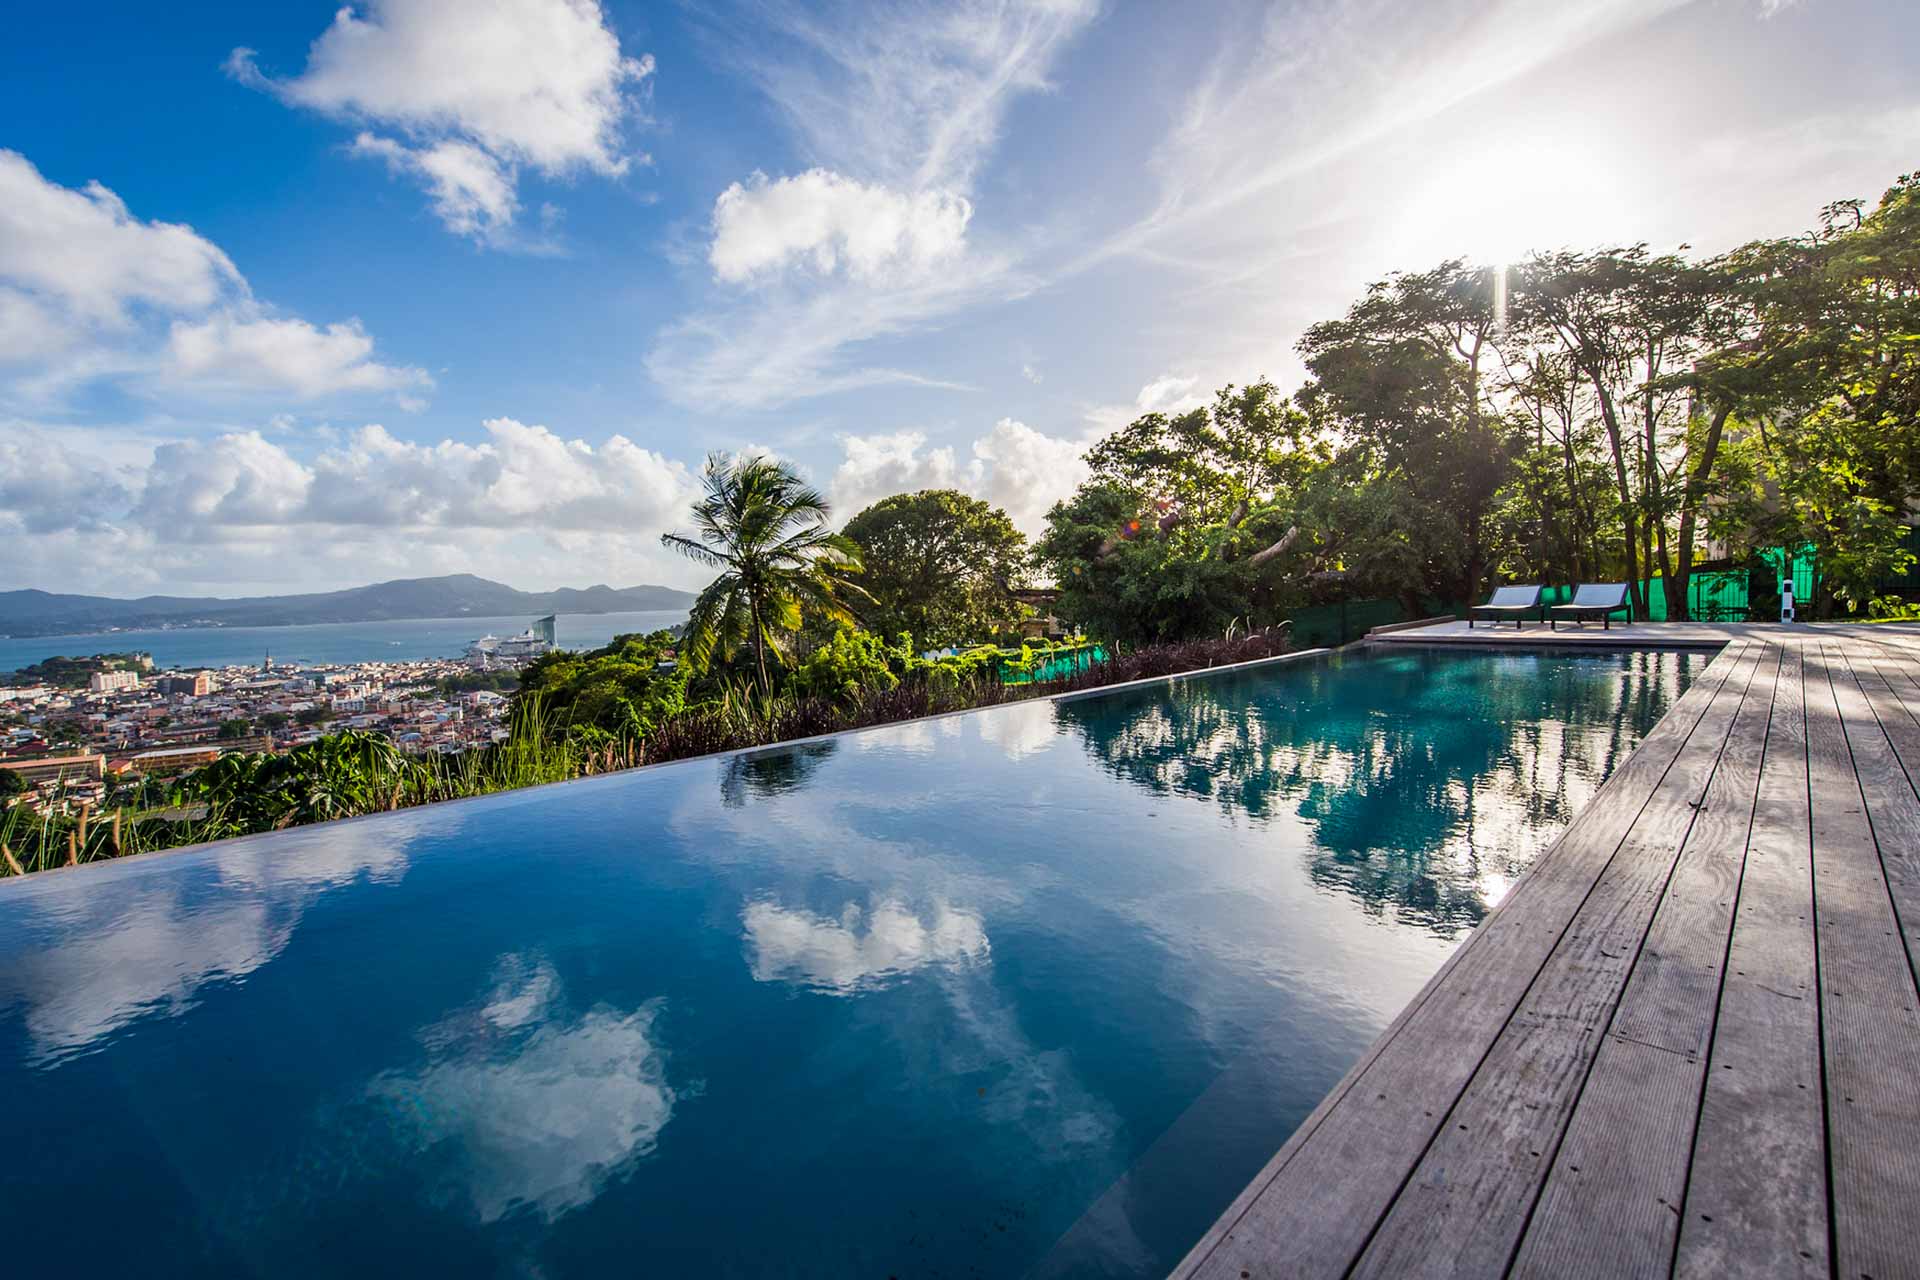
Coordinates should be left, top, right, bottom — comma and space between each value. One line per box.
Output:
0, 574, 696, 639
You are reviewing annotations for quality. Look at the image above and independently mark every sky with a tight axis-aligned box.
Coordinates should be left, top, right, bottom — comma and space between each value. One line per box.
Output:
2, 0, 1915, 599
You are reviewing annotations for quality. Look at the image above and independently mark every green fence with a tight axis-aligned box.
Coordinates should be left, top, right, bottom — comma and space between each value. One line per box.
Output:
998, 643, 1106, 685
1539, 569, 1750, 622
1284, 599, 1417, 648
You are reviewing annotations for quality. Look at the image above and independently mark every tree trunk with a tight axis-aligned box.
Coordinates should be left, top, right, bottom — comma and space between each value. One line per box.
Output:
1589, 378, 1645, 617
1667, 402, 1732, 622
747, 587, 769, 691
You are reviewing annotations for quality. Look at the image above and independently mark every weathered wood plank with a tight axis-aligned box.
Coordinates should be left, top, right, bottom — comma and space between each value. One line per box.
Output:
1343, 645, 1765, 1279
1806, 646, 1920, 1280
1175, 642, 1755, 1280
1507, 644, 1780, 1279
1841, 651, 1920, 981
1673, 644, 1828, 1280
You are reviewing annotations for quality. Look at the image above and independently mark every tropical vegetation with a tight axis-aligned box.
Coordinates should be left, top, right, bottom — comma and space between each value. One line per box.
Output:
5, 168, 1916, 876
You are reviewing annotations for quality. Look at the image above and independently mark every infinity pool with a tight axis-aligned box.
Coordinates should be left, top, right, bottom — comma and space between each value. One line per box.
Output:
0, 646, 1700, 1277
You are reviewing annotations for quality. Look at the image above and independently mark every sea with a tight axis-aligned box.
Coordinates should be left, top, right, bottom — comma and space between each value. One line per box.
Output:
0, 611, 689, 673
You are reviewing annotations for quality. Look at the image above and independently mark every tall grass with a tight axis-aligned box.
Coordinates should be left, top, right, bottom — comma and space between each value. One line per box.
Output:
0, 630, 1293, 878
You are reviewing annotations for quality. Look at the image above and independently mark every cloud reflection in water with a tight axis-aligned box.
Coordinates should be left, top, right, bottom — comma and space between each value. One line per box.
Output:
368, 952, 677, 1225
742, 898, 989, 994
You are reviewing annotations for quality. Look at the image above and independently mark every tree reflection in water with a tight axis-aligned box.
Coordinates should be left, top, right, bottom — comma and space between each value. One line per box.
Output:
719, 740, 839, 808
1053, 648, 1700, 936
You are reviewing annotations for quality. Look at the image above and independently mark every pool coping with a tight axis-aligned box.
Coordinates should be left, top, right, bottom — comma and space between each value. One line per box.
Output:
0, 645, 1333, 889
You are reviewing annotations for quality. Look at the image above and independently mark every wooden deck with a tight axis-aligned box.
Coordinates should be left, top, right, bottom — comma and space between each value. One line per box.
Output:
1174, 629, 1920, 1279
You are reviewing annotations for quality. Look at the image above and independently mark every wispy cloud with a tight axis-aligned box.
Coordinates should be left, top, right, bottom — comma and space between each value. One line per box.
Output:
647, 0, 1099, 411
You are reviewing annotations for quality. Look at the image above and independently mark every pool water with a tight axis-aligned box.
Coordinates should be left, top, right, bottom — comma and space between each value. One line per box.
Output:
0, 646, 1701, 1278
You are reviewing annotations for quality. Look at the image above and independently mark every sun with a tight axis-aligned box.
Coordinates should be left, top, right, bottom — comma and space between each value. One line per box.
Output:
1389, 141, 1636, 268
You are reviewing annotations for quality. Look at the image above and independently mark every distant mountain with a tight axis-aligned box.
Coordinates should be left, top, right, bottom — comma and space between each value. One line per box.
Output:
0, 574, 697, 640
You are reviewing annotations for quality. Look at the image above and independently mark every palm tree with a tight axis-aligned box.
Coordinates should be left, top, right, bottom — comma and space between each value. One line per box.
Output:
662, 453, 868, 689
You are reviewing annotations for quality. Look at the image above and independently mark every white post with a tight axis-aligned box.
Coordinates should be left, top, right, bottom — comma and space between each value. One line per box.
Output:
1780, 577, 1796, 624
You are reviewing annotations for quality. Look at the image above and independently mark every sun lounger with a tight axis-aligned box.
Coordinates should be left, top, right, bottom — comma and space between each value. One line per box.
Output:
1550, 582, 1631, 630
1468, 584, 1543, 629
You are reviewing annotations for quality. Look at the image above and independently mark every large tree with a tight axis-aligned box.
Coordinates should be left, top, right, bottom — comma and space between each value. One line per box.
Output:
840, 490, 1027, 648
1720, 173, 1920, 614
1036, 381, 1330, 643
1510, 248, 1735, 619
1297, 261, 1517, 606
662, 454, 868, 688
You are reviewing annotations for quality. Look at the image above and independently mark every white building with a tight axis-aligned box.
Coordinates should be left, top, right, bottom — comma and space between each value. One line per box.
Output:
88, 670, 141, 693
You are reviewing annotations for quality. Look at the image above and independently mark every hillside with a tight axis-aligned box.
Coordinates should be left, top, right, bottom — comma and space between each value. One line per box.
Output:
0, 575, 696, 639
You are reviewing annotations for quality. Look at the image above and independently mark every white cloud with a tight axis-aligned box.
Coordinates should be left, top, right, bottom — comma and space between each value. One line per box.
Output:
0, 426, 134, 533
0, 149, 424, 406
0, 287, 80, 363
0, 149, 240, 324
368, 954, 676, 1223
969, 417, 1092, 533
710, 169, 971, 285
829, 429, 962, 511
829, 418, 1089, 534
1133, 374, 1202, 415
165, 312, 431, 399
651, 0, 1097, 409
115, 418, 697, 538
742, 898, 989, 994
233, 0, 652, 244
352, 134, 520, 245
715, 0, 1099, 189
0, 415, 703, 594
646, 270, 999, 410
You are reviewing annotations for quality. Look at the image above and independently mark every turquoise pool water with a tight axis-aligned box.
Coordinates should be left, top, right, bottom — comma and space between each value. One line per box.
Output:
0, 646, 1700, 1277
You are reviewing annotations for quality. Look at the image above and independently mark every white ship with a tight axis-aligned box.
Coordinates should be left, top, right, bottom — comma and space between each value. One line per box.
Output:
465, 615, 557, 668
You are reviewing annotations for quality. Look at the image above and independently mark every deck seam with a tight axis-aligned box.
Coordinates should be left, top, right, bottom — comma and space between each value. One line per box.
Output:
1808, 645, 1840, 1280
1665, 643, 1783, 1278
1487, 643, 1771, 1279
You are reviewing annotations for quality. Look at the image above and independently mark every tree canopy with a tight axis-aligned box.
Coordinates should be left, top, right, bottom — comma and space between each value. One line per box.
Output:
662, 453, 869, 687
841, 489, 1028, 648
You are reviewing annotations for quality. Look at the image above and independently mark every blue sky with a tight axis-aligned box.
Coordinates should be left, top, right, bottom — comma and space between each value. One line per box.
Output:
2, 0, 1915, 598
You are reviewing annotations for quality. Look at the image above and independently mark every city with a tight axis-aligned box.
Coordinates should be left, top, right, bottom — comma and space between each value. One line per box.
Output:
0, 631, 544, 816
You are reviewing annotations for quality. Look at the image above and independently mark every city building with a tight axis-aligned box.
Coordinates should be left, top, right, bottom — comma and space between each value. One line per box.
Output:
157, 673, 213, 697
127, 745, 222, 776
0, 753, 106, 786
88, 670, 141, 693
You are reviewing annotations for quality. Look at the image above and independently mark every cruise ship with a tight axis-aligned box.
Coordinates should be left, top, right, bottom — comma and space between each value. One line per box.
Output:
464, 615, 557, 668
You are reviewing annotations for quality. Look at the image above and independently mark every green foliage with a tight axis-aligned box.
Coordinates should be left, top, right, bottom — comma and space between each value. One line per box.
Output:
784, 626, 902, 703
435, 669, 519, 695
1036, 382, 1333, 645
663, 452, 870, 688
1723, 172, 1920, 615
513, 630, 687, 738
216, 718, 253, 740
841, 489, 1028, 647
1299, 260, 1519, 604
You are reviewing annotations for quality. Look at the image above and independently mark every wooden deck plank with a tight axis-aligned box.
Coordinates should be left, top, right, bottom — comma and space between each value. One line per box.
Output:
1845, 650, 1920, 974
1506, 645, 1781, 1280
1173, 642, 1755, 1280
1672, 645, 1828, 1280
1180, 633, 1920, 1280
1343, 644, 1765, 1278
1805, 646, 1920, 1280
